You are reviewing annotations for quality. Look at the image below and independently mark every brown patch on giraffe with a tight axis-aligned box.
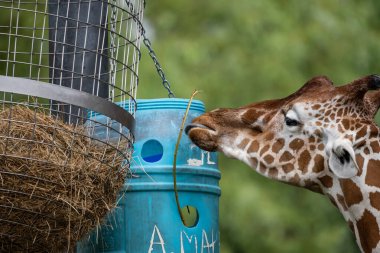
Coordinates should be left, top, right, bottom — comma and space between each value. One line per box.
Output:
268, 168, 278, 178
308, 136, 316, 143
260, 145, 270, 156
366, 160, 380, 188
364, 147, 370, 155
264, 132, 274, 141
356, 126, 368, 139
298, 150, 311, 174
356, 209, 380, 253
289, 138, 304, 152
312, 104, 321, 110
336, 108, 343, 117
341, 118, 350, 130
271, 138, 285, 153
263, 154, 274, 165
354, 139, 366, 148
337, 108, 343, 117
370, 141, 380, 153
319, 175, 333, 188
258, 162, 266, 174
337, 194, 348, 211
288, 174, 300, 185
369, 192, 380, 211
339, 179, 363, 207
369, 124, 379, 136
317, 143, 324, 151
248, 141, 260, 153
330, 113, 335, 120
279, 151, 293, 163
313, 154, 325, 173
282, 163, 294, 174
241, 109, 262, 124
237, 138, 250, 150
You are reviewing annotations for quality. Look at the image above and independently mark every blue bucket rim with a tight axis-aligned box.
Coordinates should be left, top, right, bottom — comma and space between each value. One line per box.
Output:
88, 98, 205, 118
136, 98, 205, 112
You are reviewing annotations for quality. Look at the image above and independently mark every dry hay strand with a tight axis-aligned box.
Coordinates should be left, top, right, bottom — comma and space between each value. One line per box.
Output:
0, 105, 128, 252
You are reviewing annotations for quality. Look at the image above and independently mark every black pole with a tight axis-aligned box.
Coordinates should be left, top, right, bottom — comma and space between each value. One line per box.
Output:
49, 0, 109, 124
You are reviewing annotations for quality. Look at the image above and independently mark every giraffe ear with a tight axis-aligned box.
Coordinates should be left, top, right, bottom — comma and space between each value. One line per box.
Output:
328, 139, 359, 178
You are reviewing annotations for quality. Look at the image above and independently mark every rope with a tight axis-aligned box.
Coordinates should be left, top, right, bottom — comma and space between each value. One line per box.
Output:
173, 90, 200, 226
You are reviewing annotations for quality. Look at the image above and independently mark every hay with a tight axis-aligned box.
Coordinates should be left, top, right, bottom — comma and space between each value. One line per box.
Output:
0, 105, 128, 252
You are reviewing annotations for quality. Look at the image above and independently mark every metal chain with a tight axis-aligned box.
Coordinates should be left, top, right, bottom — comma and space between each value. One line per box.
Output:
128, 0, 174, 97
142, 32, 175, 98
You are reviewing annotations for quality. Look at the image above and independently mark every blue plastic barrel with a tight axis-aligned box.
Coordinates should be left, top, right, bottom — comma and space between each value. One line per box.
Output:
77, 98, 220, 253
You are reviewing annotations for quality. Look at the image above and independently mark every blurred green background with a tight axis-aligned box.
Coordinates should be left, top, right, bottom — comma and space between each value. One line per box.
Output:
1, 0, 379, 252
139, 1, 380, 252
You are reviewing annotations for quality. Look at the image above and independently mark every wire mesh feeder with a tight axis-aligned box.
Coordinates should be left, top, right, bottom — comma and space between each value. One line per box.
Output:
0, 0, 144, 252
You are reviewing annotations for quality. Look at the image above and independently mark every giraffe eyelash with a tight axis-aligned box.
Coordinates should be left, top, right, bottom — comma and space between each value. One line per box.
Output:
282, 109, 302, 127
251, 124, 263, 133
285, 116, 300, 126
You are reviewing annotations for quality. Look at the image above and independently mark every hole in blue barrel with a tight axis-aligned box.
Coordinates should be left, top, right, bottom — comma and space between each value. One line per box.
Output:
181, 205, 199, 228
141, 139, 163, 163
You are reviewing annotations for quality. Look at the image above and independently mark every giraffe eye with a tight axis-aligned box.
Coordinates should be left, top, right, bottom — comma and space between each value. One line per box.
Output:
285, 116, 300, 126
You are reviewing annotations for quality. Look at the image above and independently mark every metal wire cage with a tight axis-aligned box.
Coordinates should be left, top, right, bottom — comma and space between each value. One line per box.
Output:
0, 0, 144, 251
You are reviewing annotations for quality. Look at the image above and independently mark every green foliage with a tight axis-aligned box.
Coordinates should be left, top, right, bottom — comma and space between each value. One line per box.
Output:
139, 0, 380, 252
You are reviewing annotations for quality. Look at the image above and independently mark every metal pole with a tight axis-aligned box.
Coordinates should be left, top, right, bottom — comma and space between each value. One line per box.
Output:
49, 0, 109, 124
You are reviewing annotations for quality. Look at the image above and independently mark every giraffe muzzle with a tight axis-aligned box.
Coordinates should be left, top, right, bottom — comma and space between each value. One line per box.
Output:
185, 121, 219, 152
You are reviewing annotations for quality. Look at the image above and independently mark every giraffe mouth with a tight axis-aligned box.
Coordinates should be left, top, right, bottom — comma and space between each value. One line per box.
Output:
185, 123, 218, 152
185, 123, 216, 134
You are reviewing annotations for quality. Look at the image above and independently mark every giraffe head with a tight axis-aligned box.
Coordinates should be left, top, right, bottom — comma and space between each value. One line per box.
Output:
187, 75, 380, 252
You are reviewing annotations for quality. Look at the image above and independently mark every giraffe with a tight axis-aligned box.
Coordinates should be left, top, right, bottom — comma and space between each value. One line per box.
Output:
186, 75, 380, 253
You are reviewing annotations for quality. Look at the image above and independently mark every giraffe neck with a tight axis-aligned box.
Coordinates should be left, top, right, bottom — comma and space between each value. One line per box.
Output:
229, 126, 380, 253
326, 129, 380, 253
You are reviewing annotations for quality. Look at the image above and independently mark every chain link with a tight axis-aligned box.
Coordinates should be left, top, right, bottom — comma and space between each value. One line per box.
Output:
142, 32, 175, 98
